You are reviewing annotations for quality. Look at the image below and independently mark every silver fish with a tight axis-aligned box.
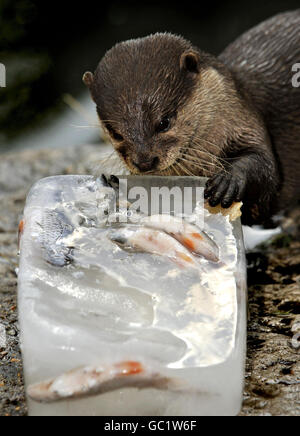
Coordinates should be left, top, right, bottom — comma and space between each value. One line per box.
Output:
39, 209, 75, 267
141, 215, 219, 262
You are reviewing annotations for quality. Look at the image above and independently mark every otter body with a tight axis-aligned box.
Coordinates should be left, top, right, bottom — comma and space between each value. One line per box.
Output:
219, 10, 300, 222
84, 10, 300, 225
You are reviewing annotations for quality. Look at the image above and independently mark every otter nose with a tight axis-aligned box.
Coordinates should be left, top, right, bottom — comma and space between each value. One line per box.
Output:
133, 156, 159, 172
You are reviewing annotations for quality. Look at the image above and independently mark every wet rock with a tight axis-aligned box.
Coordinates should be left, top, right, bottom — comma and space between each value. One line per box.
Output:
240, 218, 300, 416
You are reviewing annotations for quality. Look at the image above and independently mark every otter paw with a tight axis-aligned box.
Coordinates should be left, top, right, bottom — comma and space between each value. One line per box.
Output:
204, 173, 246, 208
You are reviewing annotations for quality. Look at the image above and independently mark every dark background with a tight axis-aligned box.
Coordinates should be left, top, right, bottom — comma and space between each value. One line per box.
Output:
0, 0, 299, 149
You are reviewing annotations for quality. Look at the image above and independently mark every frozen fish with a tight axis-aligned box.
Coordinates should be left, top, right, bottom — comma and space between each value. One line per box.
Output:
18, 219, 25, 250
110, 227, 199, 269
39, 209, 75, 267
28, 361, 182, 403
141, 215, 219, 262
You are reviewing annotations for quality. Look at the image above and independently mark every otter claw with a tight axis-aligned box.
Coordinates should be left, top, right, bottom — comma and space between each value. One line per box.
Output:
205, 173, 246, 209
100, 174, 109, 186
108, 175, 120, 191
100, 174, 119, 191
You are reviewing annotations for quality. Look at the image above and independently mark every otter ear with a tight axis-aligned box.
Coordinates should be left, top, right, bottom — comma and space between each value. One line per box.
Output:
82, 71, 94, 87
180, 51, 200, 74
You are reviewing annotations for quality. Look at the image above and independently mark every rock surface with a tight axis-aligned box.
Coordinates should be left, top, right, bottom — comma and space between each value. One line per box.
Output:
0, 145, 299, 416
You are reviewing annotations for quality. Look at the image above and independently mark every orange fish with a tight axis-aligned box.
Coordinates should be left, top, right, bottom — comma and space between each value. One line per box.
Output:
27, 360, 181, 403
18, 219, 25, 250
141, 215, 219, 262
110, 227, 198, 269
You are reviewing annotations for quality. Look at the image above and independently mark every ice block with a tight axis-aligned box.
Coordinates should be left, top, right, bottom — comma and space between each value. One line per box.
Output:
18, 175, 247, 416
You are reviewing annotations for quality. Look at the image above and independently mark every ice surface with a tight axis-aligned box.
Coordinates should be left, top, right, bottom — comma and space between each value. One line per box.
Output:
18, 175, 247, 416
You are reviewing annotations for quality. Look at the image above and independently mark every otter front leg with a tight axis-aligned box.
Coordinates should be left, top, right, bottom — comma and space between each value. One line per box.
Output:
204, 151, 279, 223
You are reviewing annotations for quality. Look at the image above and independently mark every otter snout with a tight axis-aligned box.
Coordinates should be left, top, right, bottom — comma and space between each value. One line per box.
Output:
133, 156, 160, 173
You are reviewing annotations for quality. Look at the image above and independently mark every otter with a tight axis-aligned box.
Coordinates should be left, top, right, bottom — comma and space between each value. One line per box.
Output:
83, 10, 300, 225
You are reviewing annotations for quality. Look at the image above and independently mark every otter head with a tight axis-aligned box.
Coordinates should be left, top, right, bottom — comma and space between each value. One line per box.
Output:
83, 33, 229, 176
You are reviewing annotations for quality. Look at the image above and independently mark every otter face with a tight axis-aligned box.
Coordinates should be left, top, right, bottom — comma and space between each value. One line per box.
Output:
83, 33, 210, 175
84, 33, 230, 177
97, 105, 181, 175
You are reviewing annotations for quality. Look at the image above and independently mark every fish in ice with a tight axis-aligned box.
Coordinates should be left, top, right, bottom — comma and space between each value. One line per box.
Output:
27, 360, 183, 403
18, 219, 25, 251
39, 209, 75, 267
141, 215, 219, 262
110, 227, 199, 269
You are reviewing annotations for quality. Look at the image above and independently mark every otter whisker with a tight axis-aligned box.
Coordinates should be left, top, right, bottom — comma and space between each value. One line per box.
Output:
180, 153, 223, 169
173, 162, 187, 176
167, 165, 176, 176
173, 161, 186, 175
100, 151, 117, 165
89, 149, 128, 175
182, 143, 223, 159
185, 145, 228, 165
179, 156, 206, 168
171, 163, 181, 176
177, 153, 225, 177
181, 156, 226, 175
98, 118, 124, 123
196, 137, 223, 152
186, 137, 224, 152
70, 124, 103, 129
181, 146, 230, 173
179, 160, 222, 175
63, 94, 98, 126
175, 160, 196, 177
182, 132, 223, 152
180, 150, 226, 171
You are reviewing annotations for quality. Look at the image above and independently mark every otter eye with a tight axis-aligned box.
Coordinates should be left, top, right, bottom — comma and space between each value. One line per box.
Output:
156, 116, 171, 133
105, 123, 124, 142
112, 131, 124, 141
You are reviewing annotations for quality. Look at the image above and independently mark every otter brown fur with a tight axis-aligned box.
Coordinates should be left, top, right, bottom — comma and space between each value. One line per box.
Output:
83, 10, 300, 225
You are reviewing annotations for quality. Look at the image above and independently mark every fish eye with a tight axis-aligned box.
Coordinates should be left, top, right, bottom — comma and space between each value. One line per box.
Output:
105, 123, 124, 142
156, 116, 171, 133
